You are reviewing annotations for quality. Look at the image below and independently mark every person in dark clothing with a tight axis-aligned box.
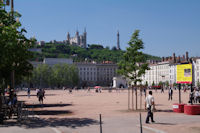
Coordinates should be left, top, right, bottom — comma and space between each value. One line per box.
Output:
38, 89, 45, 104
27, 88, 30, 98
161, 87, 164, 93
168, 88, 173, 100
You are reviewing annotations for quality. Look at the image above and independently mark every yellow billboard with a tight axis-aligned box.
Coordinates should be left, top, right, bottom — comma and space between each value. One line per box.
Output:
176, 64, 192, 84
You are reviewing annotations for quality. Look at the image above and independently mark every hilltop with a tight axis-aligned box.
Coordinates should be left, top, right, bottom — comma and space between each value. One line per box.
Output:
31, 43, 161, 63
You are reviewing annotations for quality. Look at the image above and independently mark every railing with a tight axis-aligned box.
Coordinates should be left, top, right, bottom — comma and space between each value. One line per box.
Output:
0, 97, 29, 124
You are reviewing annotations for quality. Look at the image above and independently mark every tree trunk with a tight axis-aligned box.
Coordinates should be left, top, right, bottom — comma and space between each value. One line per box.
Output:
128, 87, 130, 110
131, 86, 134, 110
135, 87, 138, 110
140, 87, 142, 110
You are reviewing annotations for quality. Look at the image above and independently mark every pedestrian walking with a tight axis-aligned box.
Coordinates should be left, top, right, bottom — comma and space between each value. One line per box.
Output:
38, 89, 45, 104
161, 87, 164, 93
168, 87, 173, 100
145, 91, 155, 124
36, 88, 39, 97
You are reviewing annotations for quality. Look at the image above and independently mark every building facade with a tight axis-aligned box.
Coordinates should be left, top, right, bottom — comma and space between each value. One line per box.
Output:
75, 62, 118, 86
141, 52, 191, 87
192, 58, 200, 86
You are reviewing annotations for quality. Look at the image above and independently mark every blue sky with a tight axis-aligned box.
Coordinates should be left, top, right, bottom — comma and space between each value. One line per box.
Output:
11, 0, 200, 57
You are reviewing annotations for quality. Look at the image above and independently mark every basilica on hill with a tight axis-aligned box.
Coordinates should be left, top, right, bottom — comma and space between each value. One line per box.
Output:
43, 29, 121, 50
66, 29, 87, 48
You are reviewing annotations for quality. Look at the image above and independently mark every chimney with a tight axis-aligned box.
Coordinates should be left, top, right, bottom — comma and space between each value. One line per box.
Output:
173, 53, 176, 63
162, 57, 165, 62
178, 56, 181, 63
183, 55, 185, 60
186, 51, 189, 62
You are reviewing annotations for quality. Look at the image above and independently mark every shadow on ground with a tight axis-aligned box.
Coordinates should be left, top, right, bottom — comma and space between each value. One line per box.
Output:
1, 117, 99, 128
32, 110, 73, 115
152, 122, 176, 125
17, 94, 57, 97
155, 109, 173, 112
25, 103, 72, 108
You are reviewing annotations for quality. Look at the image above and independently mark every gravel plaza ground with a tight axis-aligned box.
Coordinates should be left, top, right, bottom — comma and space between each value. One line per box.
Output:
1, 89, 200, 133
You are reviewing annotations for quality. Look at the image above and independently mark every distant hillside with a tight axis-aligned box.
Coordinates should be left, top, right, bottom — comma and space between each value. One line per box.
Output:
31, 43, 161, 63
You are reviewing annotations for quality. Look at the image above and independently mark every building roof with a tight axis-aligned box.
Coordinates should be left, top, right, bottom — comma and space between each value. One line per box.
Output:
43, 58, 73, 66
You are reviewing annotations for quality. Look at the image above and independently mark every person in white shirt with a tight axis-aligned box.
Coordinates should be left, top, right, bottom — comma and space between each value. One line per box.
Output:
194, 90, 200, 103
145, 91, 155, 123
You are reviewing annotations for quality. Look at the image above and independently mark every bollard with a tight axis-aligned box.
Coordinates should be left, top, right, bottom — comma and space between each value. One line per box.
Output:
140, 113, 143, 133
100, 114, 102, 133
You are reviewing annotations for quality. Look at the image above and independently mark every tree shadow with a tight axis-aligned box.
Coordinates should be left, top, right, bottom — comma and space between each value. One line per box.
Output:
32, 110, 73, 115
17, 94, 57, 97
25, 103, 72, 108
155, 109, 173, 112
1, 117, 99, 128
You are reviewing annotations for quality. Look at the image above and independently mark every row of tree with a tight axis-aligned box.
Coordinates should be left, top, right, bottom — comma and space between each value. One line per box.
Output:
24, 64, 79, 89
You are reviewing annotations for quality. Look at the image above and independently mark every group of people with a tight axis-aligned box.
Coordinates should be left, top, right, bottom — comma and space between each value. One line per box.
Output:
189, 89, 200, 104
194, 89, 200, 103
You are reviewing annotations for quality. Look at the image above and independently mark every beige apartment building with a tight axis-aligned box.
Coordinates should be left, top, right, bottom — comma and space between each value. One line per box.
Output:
75, 62, 118, 87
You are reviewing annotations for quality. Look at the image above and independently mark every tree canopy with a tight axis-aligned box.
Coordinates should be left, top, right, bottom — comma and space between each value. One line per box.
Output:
117, 30, 149, 85
28, 64, 79, 88
0, 2, 34, 89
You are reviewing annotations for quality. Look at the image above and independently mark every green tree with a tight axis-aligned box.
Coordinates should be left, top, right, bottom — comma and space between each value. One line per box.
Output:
0, 2, 34, 90
165, 81, 169, 88
152, 81, 155, 86
118, 30, 149, 85
158, 81, 163, 86
173, 82, 177, 87
117, 30, 149, 110
145, 81, 148, 87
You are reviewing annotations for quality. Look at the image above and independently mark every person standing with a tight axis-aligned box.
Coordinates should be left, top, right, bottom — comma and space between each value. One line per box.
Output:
144, 87, 147, 97
145, 91, 155, 123
27, 87, 30, 98
168, 87, 173, 100
161, 87, 164, 93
